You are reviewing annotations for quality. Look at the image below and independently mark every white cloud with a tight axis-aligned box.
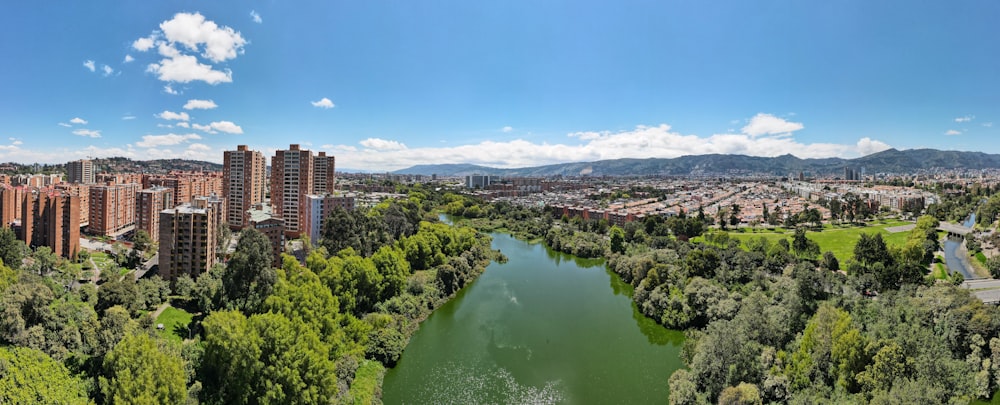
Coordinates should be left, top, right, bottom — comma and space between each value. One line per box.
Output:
58, 123, 72, 127
133, 13, 245, 85
83, 60, 96, 72
124, 54, 134, 63
207, 121, 242, 134
147, 54, 233, 84
741, 113, 804, 137
11, 140, 22, 146
102, 65, 114, 76
157, 124, 173, 128
183, 99, 218, 110
984, 122, 993, 128
568, 131, 605, 141
163, 85, 180, 95
69, 117, 88, 125
502, 126, 513, 133
188, 143, 211, 151
855, 137, 892, 156
945, 129, 962, 136
156, 110, 190, 121
250, 10, 262, 24
72, 129, 102, 138
311, 97, 335, 108
122, 115, 136, 120
192, 123, 214, 133
955, 115, 974, 123
193, 121, 242, 134
160, 12, 247, 62
360, 138, 407, 151
132, 35, 156, 52
175, 122, 190, 128
135, 133, 201, 148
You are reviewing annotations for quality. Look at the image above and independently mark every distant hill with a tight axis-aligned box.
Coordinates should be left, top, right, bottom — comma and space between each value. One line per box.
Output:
93, 157, 223, 174
393, 148, 1000, 177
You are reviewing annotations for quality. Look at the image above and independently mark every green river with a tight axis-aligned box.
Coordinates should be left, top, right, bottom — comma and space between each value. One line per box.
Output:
382, 233, 685, 404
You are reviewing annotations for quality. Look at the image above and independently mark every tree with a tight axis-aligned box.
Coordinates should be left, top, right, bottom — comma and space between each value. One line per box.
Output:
854, 233, 893, 268
0, 226, 24, 269
821, 251, 840, 271
97, 278, 139, 314
221, 228, 276, 314
609, 225, 626, 254
101, 333, 186, 405
729, 204, 742, 227
0, 346, 89, 404
761, 204, 770, 228
132, 230, 152, 253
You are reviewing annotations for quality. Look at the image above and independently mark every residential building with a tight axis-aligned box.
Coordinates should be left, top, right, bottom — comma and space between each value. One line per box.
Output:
54, 183, 90, 227
193, 194, 226, 231
66, 159, 94, 184
158, 198, 218, 281
136, 187, 174, 244
303, 192, 356, 246
88, 183, 140, 237
223, 145, 267, 229
271, 144, 314, 238
313, 152, 336, 194
248, 203, 285, 267
19, 189, 80, 258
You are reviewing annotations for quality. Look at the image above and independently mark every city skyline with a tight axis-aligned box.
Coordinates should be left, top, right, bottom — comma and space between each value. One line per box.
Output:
2, 1, 999, 171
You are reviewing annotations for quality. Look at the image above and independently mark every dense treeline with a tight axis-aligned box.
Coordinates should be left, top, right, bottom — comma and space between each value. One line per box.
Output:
0, 185, 503, 404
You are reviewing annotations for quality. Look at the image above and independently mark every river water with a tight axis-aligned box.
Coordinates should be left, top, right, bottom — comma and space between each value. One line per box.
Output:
382, 233, 685, 404
943, 213, 977, 279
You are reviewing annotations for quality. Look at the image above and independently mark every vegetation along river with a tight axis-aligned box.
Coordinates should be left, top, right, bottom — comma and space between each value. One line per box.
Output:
383, 232, 685, 404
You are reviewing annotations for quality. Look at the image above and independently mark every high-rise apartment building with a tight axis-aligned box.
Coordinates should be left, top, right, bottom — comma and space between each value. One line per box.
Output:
303, 193, 356, 246
193, 194, 226, 232
65, 159, 94, 184
223, 145, 266, 229
20, 189, 80, 258
271, 144, 314, 238
313, 152, 336, 194
158, 199, 218, 281
136, 187, 174, 244
0, 185, 23, 227
88, 183, 140, 237
54, 183, 90, 227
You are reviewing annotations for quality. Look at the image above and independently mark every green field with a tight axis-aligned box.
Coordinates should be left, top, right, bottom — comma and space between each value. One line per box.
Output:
724, 220, 914, 263
155, 306, 193, 343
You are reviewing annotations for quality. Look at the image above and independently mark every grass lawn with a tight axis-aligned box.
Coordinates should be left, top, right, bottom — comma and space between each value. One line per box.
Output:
155, 306, 194, 343
726, 220, 916, 264
347, 359, 385, 405
89, 252, 115, 272
976, 252, 988, 265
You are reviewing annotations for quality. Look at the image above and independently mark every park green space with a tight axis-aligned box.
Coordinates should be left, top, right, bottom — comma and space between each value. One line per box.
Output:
719, 219, 913, 263
88, 251, 115, 273
155, 306, 193, 343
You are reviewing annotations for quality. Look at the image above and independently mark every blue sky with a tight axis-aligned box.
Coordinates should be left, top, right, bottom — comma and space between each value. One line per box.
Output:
1, 1, 998, 171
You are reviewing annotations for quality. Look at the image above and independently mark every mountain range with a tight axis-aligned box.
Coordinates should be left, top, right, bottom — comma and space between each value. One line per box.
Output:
392, 148, 1000, 177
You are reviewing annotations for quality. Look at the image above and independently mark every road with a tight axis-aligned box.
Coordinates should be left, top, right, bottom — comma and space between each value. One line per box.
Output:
962, 279, 1000, 304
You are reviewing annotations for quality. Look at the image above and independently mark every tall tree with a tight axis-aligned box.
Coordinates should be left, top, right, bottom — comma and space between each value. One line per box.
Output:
0, 226, 24, 269
609, 225, 626, 254
221, 228, 276, 314
0, 346, 89, 404
101, 333, 186, 405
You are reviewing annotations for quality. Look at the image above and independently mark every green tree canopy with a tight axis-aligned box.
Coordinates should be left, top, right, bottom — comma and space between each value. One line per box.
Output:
0, 346, 89, 404
221, 228, 276, 314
